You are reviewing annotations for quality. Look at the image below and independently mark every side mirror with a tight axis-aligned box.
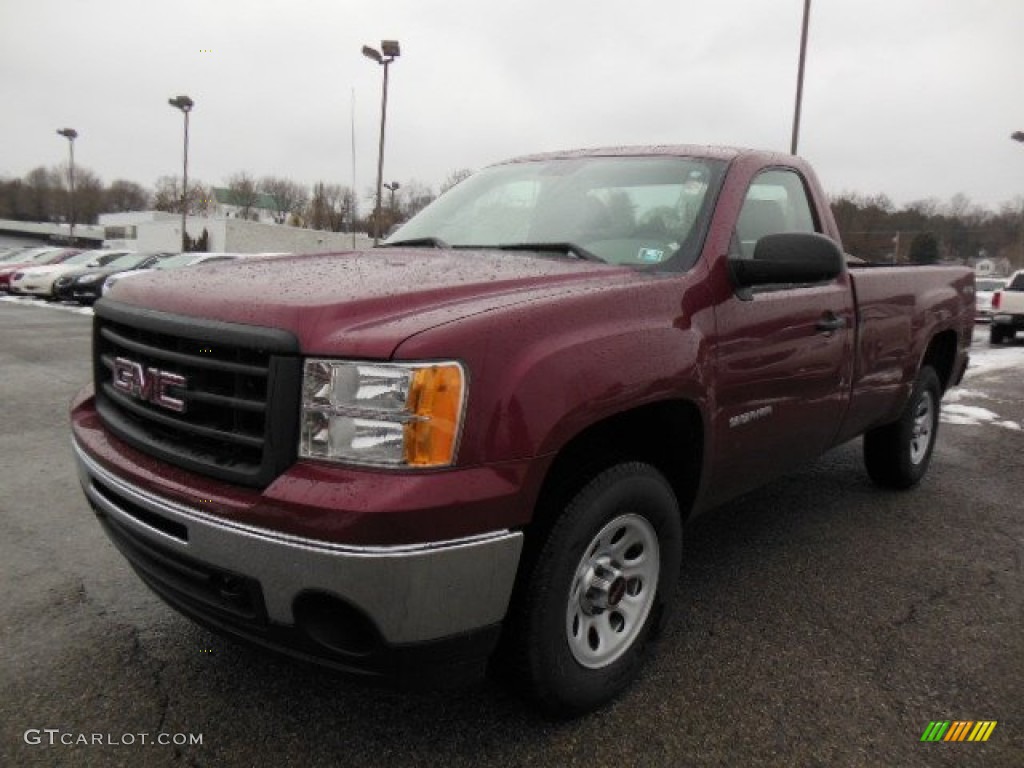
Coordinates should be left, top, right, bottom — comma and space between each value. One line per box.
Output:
729, 232, 843, 289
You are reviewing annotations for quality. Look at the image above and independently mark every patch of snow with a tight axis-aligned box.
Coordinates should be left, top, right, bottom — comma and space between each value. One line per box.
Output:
943, 404, 1000, 421
965, 331, 1024, 377
941, 403, 1021, 431
944, 388, 992, 402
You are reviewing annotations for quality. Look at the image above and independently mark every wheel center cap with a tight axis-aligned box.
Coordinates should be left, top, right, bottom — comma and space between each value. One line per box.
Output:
582, 560, 626, 614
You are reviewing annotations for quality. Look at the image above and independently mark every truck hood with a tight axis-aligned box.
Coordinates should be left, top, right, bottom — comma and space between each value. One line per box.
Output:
105, 249, 637, 358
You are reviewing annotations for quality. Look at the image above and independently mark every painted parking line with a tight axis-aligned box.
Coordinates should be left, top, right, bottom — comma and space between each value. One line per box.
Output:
0, 295, 93, 316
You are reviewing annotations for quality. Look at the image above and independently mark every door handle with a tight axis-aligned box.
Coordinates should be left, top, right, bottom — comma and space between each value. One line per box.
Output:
816, 312, 846, 333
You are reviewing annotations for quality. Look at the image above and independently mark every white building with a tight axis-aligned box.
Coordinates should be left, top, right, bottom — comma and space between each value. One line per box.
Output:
101, 211, 372, 253
973, 257, 1012, 278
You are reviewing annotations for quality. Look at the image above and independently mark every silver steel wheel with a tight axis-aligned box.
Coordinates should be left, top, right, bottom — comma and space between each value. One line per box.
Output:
565, 513, 660, 669
909, 390, 935, 465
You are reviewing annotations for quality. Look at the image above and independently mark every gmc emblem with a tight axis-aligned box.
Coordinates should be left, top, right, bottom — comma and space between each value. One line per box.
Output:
112, 357, 188, 413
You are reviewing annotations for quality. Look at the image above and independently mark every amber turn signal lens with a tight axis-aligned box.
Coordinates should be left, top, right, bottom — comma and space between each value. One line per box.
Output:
404, 364, 465, 466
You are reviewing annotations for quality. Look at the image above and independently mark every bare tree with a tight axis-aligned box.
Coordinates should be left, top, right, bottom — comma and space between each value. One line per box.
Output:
66, 167, 105, 225
224, 172, 261, 220
105, 180, 151, 212
829, 191, 1024, 268
153, 176, 212, 216
904, 198, 940, 218
996, 197, 1024, 268
307, 183, 328, 230
22, 166, 62, 222
830, 192, 896, 260
440, 168, 473, 194
398, 180, 436, 220
909, 232, 940, 264
259, 176, 308, 224
5, 168, 147, 223
308, 182, 356, 232
0, 177, 25, 219
338, 186, 358, 231
153, 176, 181, 212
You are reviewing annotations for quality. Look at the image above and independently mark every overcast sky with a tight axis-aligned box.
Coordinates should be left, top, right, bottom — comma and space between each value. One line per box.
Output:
2, 0, 1022, 211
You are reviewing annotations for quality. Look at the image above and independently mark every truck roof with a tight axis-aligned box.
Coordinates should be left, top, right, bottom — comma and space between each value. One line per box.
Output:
500, 144, 789, 165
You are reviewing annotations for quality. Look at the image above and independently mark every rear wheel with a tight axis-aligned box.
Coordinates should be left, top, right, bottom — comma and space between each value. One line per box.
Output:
502, 462, 682, 716
863, 366, 941, 489
990, 325, 1007, 344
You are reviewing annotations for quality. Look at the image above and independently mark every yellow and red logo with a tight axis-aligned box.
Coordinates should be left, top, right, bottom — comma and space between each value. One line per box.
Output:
920, 721, 997, 742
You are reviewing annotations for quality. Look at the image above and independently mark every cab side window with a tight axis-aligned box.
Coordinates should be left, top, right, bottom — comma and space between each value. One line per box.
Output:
734, 170, 818, 259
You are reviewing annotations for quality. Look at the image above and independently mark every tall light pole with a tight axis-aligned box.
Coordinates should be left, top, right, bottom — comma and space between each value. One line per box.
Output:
790, 0, 812, 155
351, 87, 357, 249
168, 95, 194, 251
362, 39, 400, 245
384, 180, 400, 232
1014, 133, 1024, 265
56, 128, 78, 243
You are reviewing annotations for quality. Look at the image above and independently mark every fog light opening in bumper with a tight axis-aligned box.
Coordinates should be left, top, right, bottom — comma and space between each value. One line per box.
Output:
293, 592, 382, 658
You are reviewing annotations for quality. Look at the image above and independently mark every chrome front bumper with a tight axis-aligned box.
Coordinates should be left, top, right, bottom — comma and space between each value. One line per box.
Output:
73, 439, 523, 645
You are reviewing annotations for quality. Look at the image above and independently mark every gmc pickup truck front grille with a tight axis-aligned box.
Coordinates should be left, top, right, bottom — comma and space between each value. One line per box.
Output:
93, 301, 302, 488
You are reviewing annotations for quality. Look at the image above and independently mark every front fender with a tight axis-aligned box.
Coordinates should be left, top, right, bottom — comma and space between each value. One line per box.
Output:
394, 273, 716, 466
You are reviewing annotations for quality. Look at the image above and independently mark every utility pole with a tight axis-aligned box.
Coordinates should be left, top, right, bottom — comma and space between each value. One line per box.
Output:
57, 128, 78, 243
790, 0, 812, 155
362, 40, 401, 245
351, 87, 357, 249
168, 95, 195, 251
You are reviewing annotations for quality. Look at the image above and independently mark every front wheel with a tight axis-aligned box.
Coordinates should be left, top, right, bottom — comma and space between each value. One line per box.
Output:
863, 366, 942, 489
503, 462, 682, 716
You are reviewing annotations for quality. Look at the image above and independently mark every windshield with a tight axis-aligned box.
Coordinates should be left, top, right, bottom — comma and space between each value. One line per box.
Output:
64, 250, 123, 267
976, 279, 1006, 292
387, 155, 726, 269
105, 253, 150, 270
152, 253, 205, 269
25, 249, 62, 264
155, 253, 196, 269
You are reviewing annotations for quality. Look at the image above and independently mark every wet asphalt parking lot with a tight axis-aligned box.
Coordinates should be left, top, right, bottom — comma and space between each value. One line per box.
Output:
1, 298, 1021, 767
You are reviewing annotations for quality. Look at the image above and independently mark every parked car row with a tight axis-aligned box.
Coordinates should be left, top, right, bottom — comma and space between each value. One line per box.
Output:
51, 251, 176, 304
0, 246, 83, 292
101, 251, 245, 296
1, 248, 285, 306
15, 249, 138, 299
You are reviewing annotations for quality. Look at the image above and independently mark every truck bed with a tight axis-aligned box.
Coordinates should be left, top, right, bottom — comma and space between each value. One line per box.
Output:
837, 264, 973, 442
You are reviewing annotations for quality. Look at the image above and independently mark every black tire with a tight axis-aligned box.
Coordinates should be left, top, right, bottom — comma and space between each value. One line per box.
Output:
502, 462, 682, 717
863, 366, 942, 489
990, 326, 1006, 345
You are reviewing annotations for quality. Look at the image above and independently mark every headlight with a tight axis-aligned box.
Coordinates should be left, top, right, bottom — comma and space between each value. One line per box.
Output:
76, 273, 103, 285
299, 360, 466, 468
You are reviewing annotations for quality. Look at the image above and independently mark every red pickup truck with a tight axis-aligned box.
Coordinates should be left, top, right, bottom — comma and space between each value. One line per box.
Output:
71, 146, 973, 715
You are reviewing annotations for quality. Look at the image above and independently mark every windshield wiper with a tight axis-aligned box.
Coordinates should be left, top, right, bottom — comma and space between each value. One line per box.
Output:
490, 242, 605, 263
379, 237, 451, 249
